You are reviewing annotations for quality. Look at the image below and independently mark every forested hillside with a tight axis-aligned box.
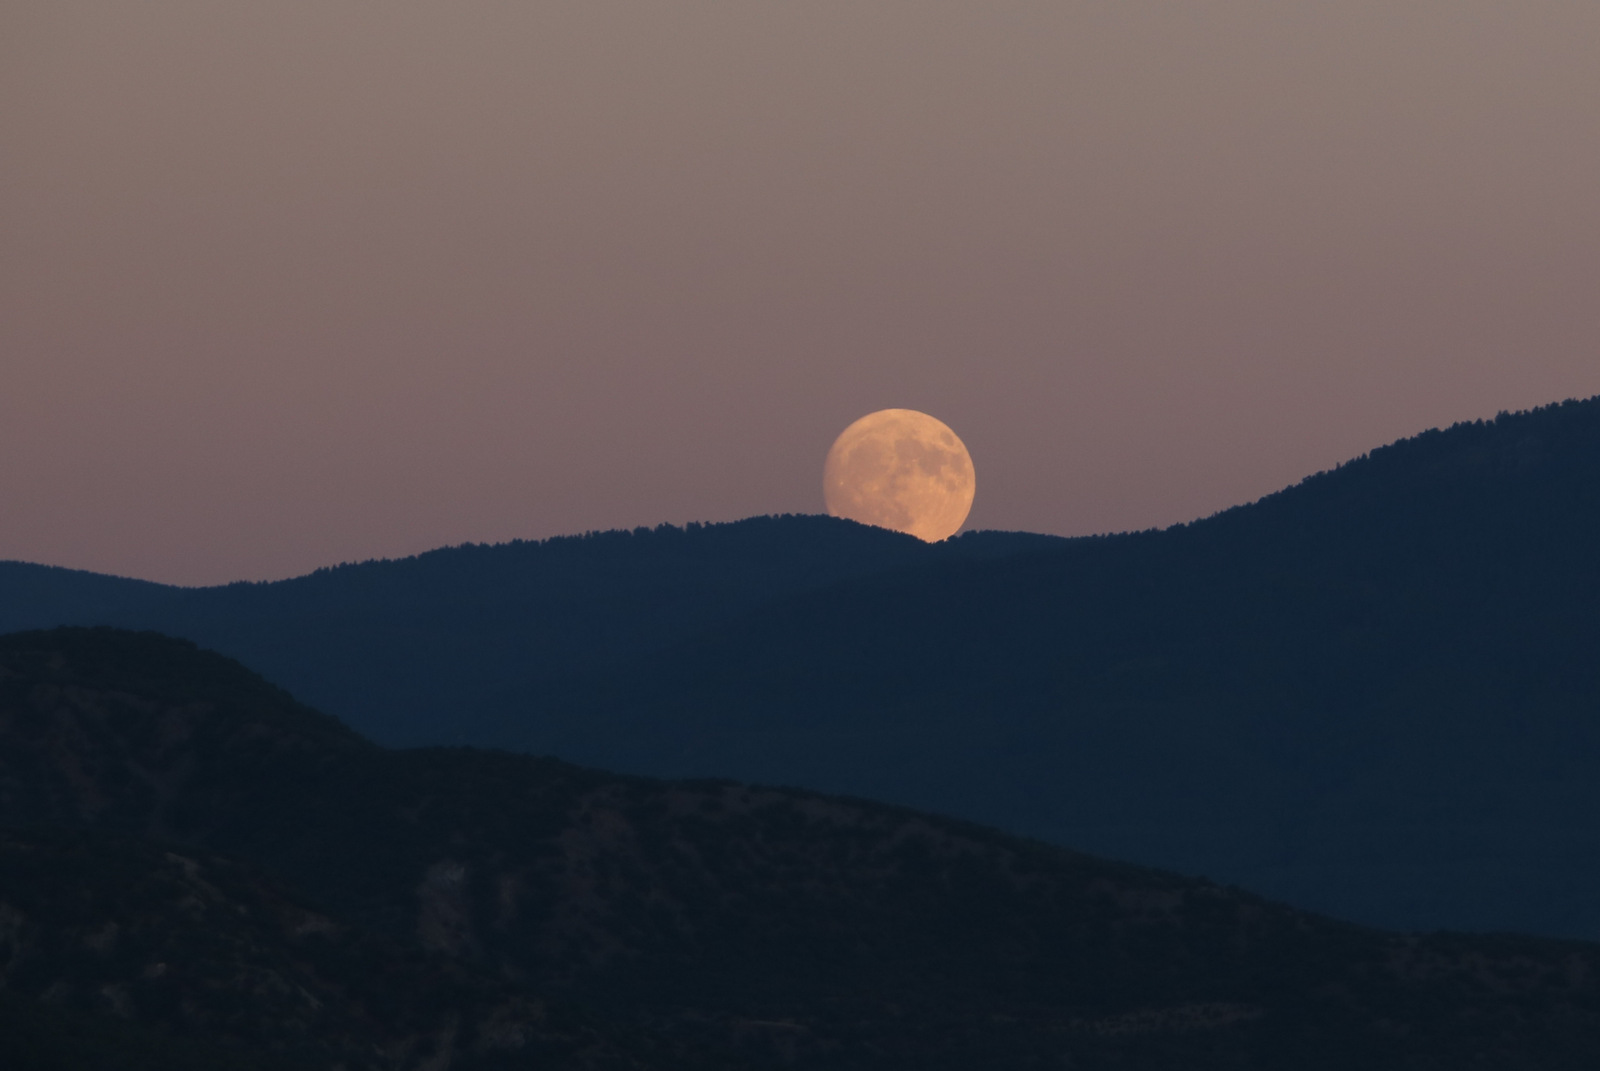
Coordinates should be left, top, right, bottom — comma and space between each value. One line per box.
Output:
503, 399, 1600, 938
0, 515, 1058, 744
8, 399, 1600, 938
5, 628, 1600, 1070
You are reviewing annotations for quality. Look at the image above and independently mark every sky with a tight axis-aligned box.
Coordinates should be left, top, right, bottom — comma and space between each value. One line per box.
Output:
4, 2, 1598, 586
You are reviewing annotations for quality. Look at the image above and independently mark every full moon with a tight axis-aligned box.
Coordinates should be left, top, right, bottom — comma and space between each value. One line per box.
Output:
823, 409, 976, 542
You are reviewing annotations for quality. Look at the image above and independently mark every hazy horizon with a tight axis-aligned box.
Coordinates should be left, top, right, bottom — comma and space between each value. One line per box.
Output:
6, 2, 1599, 584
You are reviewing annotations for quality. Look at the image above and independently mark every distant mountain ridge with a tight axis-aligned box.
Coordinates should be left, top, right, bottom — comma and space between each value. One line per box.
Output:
7, 397, 1600, 940
5, 627, 1600, 1069
0, 515, 1063, 745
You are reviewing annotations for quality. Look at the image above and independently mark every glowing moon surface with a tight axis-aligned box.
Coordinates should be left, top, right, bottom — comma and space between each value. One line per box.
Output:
823, 409, 976, 542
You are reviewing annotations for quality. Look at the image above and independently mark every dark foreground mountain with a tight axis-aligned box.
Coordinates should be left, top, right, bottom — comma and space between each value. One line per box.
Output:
8, 399, 1600, 940
5, 629, 1600, 1070
0, 828, 701, 1071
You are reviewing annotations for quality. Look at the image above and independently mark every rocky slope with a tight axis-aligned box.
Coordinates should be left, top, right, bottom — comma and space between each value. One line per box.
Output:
4, 628, 1600, 1069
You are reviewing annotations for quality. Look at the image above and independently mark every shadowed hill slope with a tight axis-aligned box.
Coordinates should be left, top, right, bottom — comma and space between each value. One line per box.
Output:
487, 398, 1600, 938
7, 628, 1600, 1069
0, 827, 706, 1071
0, 515, 1061, 745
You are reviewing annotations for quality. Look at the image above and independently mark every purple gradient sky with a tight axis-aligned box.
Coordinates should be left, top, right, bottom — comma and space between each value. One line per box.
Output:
4, 2, 1599, 585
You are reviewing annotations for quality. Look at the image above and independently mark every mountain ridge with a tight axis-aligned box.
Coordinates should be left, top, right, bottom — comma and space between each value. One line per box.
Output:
0, 515, 1065, 746
480, 397, 1600, 936
6, 397, 1600, 938
6, 627, 1600, 1069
